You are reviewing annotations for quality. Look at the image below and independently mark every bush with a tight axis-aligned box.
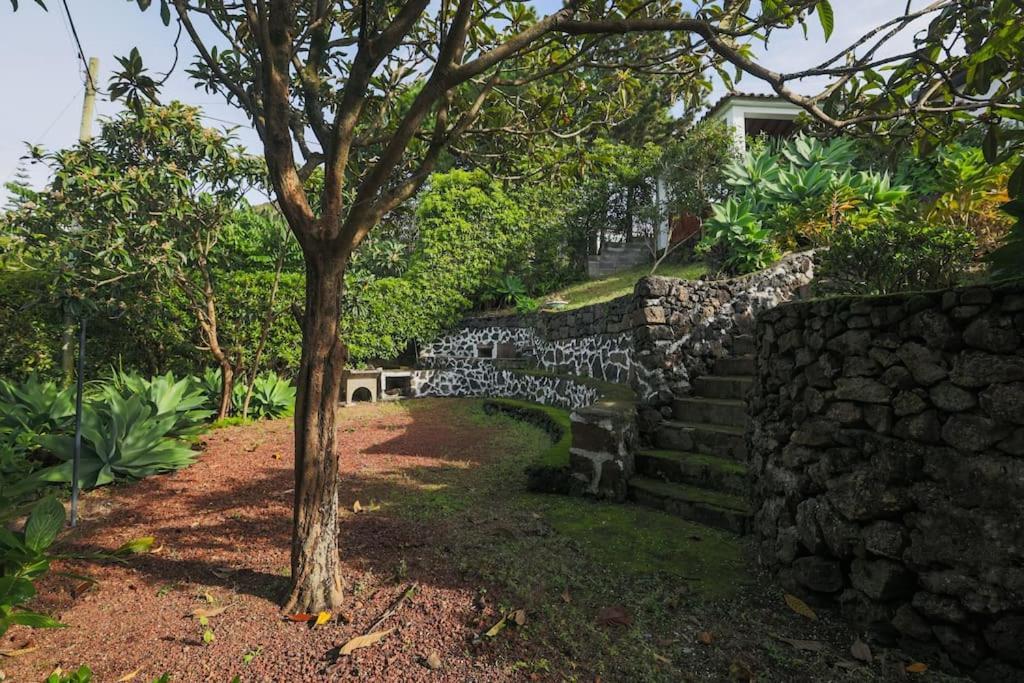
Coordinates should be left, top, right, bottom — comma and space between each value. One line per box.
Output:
0, 496, 66, 636
818, 222, 976, 295
0, 270, 60, 380
696, 197, 779, 274
35, 392, 198, 489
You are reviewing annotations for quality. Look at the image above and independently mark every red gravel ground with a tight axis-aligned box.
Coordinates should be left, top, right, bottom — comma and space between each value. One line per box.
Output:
2, 399, 968, 683
4, 400, 544, 683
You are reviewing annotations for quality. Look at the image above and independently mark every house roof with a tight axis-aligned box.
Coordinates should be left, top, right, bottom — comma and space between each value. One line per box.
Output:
702, 92, 796, 121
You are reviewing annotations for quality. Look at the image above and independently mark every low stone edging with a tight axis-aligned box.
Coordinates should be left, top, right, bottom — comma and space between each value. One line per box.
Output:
750, 279, 1024, 679
414, 368, 637, 499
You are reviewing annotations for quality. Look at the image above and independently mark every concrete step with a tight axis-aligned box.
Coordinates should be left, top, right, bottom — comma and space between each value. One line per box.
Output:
653, 420, 748, 461
636, 450, 748, 495
628, 476, 750, 534
673, 397, 748, 427
732, 335, 756, 356
713, 355, 756, 376
691, 375, 753, 400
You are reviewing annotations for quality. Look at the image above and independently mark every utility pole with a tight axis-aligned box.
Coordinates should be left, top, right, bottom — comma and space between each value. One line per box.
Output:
69, 57, 99, 528
61, 56, 100, 382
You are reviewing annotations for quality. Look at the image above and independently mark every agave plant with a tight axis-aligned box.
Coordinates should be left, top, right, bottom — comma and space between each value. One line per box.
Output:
245, 373, 296, 419
779, 135, 857, 170
723, 146, 781, 197
35, 392, 197, 489
103, 370, 213, 438
0, 375, 75, 438
698, 196, 780, 274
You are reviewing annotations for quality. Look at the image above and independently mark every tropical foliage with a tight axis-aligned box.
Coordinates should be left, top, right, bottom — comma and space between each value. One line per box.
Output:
0, 496, 66, 636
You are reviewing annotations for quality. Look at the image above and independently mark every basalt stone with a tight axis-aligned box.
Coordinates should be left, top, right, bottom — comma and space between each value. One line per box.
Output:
827, 330, 872, 355
894, 390, 928, 416
979, 382, 1024, 425
951, 351, 1024, 388
862, 520, 907, 560
829, 471, 911, 521
880, 365, 916, 390
851, 558, 915, 601
964, 315, 1021, 353
897, 342, 949, 386
960, 287, 994, 306
929, 381, 977, 412
844, 355, 881, 377
984, 615, 1024, 666
998, 428, 1024, 456
835, 377, 891, 404
941, 414, 1010, 452
901, 309, 959, 350
793, 555, 844, 593
912, 591, 969, 624
825, 401, 862, 425
892, 604, 934, 642
932, 624, 989, 668
893, 411, 941, 444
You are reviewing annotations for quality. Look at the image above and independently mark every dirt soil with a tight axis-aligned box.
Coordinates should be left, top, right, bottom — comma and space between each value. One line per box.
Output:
3, 399, 965, 683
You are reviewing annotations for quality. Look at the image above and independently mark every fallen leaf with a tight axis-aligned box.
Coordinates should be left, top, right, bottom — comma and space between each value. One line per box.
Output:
850, 638, 872, 663
905, 662, 929, 674
116, 668, 142, 681
286, 613, 315, 622
774, 636, 825, 652
425, 652, 442, 670
784, 593, 818, 621
485, 615, 508, 637
202, 591, 217, 605
116, 536, 156, 555
596, 606, 633, 628
339, 628, 394, 655
272, 453, 281, 460
510, 609, 527, 626
210, 567, 235, 579
193, 606, 228, 619
698, 631, 714, 645
314, 611, 332, 627
653, 652, 671, 664
0, 646, 38, 657
560, 589, 571, 604
352, 500, 363, 513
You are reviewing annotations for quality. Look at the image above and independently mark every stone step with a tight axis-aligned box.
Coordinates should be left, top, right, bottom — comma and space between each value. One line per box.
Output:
692, 375, 753, 400
636, 450, 748, 495
732, 335, 756, 356
673, 397, 748, 427
713, 355, 756, 376
628, 476, 750, 534
653, 420, 748, 461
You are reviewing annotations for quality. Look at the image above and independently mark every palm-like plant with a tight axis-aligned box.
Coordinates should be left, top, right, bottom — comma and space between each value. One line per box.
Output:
244, 373, 296, 419
105, 370, 213, 438
35, 392, 197, 489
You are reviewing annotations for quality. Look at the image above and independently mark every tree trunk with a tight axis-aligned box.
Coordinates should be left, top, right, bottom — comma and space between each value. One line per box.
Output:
282, 252, 347, 614
218, 361, 234, 420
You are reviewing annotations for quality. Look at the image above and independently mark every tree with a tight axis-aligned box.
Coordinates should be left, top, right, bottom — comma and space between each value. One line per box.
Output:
98, 0, 903, 613
3, 104, 266, 419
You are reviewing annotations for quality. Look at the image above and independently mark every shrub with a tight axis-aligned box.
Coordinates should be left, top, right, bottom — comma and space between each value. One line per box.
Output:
241, 372, 296, 419
697, 197, 779, 274
818, 222, 976, 295
0, 496, 66, 636
104, 370, 214, 438
35, 392, 197, 489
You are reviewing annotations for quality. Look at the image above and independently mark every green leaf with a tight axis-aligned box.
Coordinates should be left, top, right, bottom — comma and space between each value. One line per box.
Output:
24, 496, 64, 552
159, 0, 170, 25
816, 0, 835, 40
8, 611, 66, 628
115, 536, 156, 555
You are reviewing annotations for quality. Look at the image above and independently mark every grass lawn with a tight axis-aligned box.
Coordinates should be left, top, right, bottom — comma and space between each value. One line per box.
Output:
545, 260, 708, 310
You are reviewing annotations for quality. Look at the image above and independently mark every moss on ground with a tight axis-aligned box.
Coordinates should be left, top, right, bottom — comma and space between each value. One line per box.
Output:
640, 449, 748, 475
545, 261, 709, 310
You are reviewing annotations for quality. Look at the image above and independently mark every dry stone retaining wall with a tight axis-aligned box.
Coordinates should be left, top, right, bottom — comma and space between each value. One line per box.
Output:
750, 281, 1024, 680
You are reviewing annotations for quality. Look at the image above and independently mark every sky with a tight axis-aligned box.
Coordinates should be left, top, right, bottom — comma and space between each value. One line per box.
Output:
0, 1, 931, 203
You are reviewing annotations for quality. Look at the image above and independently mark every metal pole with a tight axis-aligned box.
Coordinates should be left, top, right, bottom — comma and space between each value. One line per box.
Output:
70, 317, 86, 527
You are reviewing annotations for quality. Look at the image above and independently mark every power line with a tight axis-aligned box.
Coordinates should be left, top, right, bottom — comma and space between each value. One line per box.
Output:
59, 0, 98, 94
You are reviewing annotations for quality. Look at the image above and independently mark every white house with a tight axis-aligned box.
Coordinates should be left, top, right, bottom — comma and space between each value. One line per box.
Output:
705, 92, 803, 153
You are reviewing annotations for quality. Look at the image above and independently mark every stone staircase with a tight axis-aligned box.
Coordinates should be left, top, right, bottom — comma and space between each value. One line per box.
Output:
628, 335, 756, 534
586, 243, 650, 278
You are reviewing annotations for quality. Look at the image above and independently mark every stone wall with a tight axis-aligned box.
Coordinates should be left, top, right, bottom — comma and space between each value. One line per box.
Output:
750, 281, 1024, 680
632, 253, 815, 432
411, 362, 601, 410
